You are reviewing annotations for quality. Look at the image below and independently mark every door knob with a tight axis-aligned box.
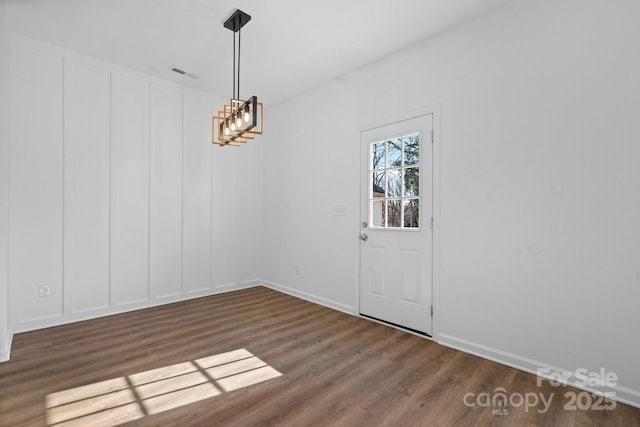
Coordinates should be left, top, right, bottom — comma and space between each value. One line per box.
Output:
359, 233, 368, 242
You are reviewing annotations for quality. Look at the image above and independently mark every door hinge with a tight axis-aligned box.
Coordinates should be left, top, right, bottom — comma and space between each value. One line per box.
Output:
431, 305, 433, 317
430, 217, 434, 230
431, 130, 434, 144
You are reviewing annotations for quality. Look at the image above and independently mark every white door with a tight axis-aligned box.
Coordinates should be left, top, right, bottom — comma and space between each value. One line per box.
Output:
359, 114, 433, 335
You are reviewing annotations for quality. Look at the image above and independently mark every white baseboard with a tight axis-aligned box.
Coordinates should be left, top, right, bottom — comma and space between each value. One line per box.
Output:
12, 281, 261, 334
260, 280, 355, 315
0, 332, 13, 363
439, 333, 640, 410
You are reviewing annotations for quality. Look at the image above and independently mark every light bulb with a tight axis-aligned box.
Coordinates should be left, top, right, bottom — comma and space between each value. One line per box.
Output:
230, 121, 236, 131
224, 127, 230, 136
244, 109, 250, 122
236, 116, 243, 128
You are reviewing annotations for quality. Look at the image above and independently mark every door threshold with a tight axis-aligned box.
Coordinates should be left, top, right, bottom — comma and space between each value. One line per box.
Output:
360, 313, 432, 338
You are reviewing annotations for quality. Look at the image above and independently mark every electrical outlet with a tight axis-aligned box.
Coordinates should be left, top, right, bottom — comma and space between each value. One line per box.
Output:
38, 284, 51, 298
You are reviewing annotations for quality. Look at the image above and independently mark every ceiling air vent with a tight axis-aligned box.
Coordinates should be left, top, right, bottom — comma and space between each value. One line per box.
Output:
171, 67, 187, 75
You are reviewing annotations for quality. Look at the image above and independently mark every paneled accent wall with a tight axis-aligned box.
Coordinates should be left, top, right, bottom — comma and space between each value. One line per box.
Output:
182, 94, 213, 293
0, 0, 12, 360
149, 84, 183, 299
10, 43, 64, 323
9, 36, 262, 333
63, 60, 111, 314
110, 73, 150, 306
212, 147, 238, 287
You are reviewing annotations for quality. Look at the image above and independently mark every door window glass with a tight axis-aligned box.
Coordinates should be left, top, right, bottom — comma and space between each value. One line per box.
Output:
368, 133, 420, 228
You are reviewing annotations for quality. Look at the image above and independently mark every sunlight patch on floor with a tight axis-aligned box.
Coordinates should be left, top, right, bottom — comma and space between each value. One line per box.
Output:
45, 348, 282, 426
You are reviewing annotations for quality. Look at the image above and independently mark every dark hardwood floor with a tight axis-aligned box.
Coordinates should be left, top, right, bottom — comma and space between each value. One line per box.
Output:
1, 286, 639, 426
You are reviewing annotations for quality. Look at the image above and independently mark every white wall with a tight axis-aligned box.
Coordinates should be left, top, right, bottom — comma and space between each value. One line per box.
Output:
0, 0, 11, 361
262, 80, 357, 313
263, 0, 640, 407
7, 35, 263, 333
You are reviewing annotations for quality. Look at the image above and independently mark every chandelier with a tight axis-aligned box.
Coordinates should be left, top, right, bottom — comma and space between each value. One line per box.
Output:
213, 9, 263, 146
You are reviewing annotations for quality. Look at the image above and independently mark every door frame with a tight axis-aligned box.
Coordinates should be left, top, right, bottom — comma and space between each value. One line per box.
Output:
353, 104, 441, 341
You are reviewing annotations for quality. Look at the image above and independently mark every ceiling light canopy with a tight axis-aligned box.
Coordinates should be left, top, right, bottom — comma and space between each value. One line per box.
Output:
213, 9, 263, 146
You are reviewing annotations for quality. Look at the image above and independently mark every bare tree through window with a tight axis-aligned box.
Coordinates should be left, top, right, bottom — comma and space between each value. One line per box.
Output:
369, 133, 420, 228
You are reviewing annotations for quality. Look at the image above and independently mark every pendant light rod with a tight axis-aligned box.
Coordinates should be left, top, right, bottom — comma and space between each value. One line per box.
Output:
238, 26, 241, 99
232, 28, 236, 99
224, 9, 250, 99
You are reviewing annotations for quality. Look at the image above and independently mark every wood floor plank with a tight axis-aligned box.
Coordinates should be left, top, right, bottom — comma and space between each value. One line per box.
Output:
1, 286, 639, 426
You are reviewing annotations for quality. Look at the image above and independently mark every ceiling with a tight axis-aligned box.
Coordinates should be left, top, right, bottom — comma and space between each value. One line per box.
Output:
7, 0, 511, 105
